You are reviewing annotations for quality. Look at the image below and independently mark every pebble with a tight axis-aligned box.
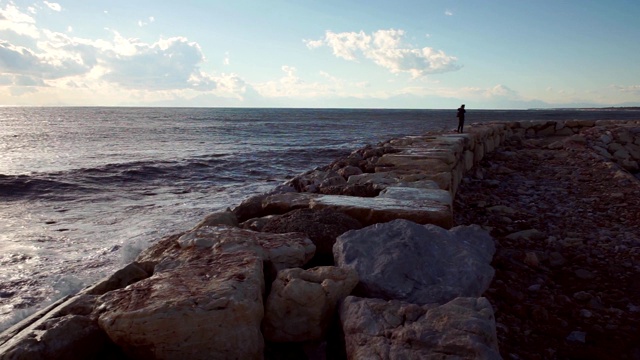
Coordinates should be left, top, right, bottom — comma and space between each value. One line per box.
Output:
527, 284, 541, 292
574, 269, 596, 280
566, 331, 586, 343
579, 309, 592, 318
573, 291, 592, 302
453, 124, 640, 359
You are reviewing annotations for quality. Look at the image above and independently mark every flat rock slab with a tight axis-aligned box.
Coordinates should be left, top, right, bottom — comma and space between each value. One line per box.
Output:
376, 154, 453, 174
334, 219, 495, 305
309, 189, 452, 228
340, 296, 501, 360
378, 186, 452, 208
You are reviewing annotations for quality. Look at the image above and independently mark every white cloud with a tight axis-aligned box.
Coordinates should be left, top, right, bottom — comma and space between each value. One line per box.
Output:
100, 35, 214, 90
43, 1, 62, 12
445, 10, 453, 16
0, 3, 40, 38
138, 16, 155, 27
304, 29, 461, 77
0, 3, 246, 98
613, 85, 640, 94
253, 66, 333, 98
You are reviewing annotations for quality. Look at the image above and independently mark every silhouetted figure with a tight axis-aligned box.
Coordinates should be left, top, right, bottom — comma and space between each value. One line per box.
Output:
456, 104, 466, 133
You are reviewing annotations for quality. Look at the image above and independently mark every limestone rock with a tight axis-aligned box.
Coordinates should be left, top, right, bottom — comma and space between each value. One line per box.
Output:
310, 192, 452, 229
377, 186, 452, 208
262, 192, 319, 215
261, 208, 362, 262
231, 185, 296, 222
0, 294, 112, 360
337, 165, 363, 179
0, 315, 108, 360
85, 261, 151, 296
334, 219, 495, 305
172, 226, 315, 271
97, 248, 265, 360
340, 296, 501, 360
376, 154, 453, 174
193, 208, 239, 229
262, 266, 358, 342
286, 169, 345, 193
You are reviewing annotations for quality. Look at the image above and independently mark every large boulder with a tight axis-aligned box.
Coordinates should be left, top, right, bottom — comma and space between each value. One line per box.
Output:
340, 296, 501, 360
0, 314, 109, 360
262, 266, 358, 342
333, 219, 495, 305
96, 247, 266, 360
261, 208, 362, 263
231, 185, 297, 222
193, 208, 239, 229
0, 293, 111, 360
173, 225, 316, 271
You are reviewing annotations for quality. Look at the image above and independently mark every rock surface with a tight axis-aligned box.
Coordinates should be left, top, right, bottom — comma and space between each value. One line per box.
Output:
96, 247, 266, 360
310, 193, 453, 228
454, 127, 640, 359
260, 208, 363, 264
340, 296, 501, 360
334, 219, 495, 305
262, 266, 358, 342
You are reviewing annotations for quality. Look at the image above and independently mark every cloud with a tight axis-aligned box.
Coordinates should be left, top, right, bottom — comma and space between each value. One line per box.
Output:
138, 16, 155, 27
612, 85, 640, 94
0, 3, 245, 98
445, 10, 453, 16
0, 3, 39, 38
43, 1, 62, 12
100, 35, 215, 90
253, 66, 337, 98
304, 29, 461, 77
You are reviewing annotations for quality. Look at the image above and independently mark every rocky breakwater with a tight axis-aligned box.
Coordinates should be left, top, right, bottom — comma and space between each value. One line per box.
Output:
0, 124, 514, 359
455, 119, 640, 359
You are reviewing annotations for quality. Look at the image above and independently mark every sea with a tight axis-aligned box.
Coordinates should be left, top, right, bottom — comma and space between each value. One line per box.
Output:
1, 106, 639, 331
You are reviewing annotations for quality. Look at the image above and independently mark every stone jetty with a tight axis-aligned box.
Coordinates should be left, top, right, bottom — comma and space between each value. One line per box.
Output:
1, 119, 638, 359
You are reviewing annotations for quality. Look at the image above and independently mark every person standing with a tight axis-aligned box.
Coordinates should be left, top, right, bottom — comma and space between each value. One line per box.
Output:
456, 104, 466, 133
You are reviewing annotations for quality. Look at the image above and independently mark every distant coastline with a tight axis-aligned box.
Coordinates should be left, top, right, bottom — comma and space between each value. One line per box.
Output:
528, 106, 640, 111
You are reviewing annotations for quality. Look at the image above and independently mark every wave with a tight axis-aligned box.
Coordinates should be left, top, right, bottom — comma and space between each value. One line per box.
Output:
0, 144, 360, 202
0, 154, 235, 201
0, 174, 90, 200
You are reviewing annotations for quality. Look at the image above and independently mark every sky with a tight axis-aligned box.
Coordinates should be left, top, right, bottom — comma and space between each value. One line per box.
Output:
0, 0, 639, 109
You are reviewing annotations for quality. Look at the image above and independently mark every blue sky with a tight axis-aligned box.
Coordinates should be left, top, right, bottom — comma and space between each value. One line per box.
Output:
0, 0, 639, 108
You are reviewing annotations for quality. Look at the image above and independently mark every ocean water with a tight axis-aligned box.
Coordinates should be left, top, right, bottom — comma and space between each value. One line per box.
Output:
1, 106, 638, 331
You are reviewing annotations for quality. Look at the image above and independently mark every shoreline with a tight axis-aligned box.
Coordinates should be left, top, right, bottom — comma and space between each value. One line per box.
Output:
1, 119, 639, 359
